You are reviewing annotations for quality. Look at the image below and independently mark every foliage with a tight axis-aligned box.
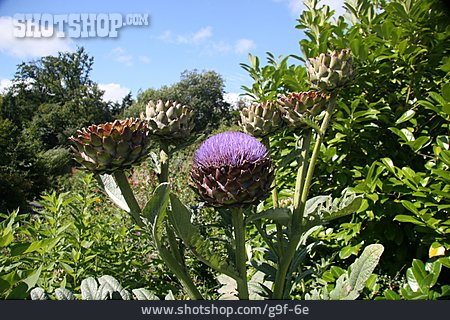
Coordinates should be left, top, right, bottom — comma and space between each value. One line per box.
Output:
30, 275, 173, 300
0, 173, 173, 299
241, 0, 449, 298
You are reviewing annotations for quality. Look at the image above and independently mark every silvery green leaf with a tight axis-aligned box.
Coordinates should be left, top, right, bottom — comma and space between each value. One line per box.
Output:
168, 193, 239, 279
97, 174, 130, 212
303, 190, 363, 228
132, 288, 160, 300
55, 288, 75, 300
165, 290, 175, 300
347, 244, 384, 294
246, 208, 292, 226
217, 274, 238, 300
80, 277, 98, 300
329, 244, 384, 300
30, 287, 47, 300
98, 275, 131, 300
248, 271, 272, 300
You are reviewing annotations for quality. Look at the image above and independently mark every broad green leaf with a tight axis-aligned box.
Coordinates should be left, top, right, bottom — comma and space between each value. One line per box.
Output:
21, 265, 42, 289
396, 109, 416, 124
142, 183, 170, 227
394, 215, 425, 226
384, 289, 401, 300
168, 193, 197, 241
0, 232, 13, 247
442, 82, 450, 102
246, 208, 292, 226
167, 194, 238, 278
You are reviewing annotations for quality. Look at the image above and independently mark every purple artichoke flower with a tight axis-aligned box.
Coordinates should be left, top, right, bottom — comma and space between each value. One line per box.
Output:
191, 131, 274, 207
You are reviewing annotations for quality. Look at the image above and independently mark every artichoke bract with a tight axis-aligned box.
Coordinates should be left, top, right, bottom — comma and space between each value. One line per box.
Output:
278, 91, 329, 128
307, 49, 354, 91
68, 118, 151, 174
239, 101, 283, 137
191, 132, 273, 207
141, 100, 195, 141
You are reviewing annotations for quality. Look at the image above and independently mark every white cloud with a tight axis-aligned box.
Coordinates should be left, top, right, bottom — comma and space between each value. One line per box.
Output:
234, 38, 255, 54
109, 46, 133, 66
0, 79, 13, 93
224, 92, 252, 110
0, 16, 72, 57
138, 55, 150, 63
98, 83, 130, 103
157, 26, 213, 45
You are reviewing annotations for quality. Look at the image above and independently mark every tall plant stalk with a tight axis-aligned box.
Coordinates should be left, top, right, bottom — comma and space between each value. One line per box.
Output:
272, 93, 337, 299
231, 207, 249, 299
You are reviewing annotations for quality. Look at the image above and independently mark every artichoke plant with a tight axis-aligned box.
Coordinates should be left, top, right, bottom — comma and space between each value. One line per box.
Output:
68, 118, 151, 174
141, 100, 195, 141
239, 101, 283, 137
307, 49, 354, 91
191, 132, 273, 207
278, 91, 329, 128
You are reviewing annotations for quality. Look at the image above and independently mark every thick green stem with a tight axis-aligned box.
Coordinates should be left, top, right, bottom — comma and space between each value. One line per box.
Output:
112, 170, 143, 227
159, 143, 170, 183
272, 93, 337, 299
291, 129, 313, 231
231, 207, 249, 300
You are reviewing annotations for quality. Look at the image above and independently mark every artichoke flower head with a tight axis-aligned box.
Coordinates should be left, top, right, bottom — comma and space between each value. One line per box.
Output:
69, 118, 151, 174
191, 132, 273, 207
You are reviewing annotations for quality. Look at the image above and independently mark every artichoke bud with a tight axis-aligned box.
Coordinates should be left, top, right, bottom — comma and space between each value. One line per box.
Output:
190, 132, 274, 207
68, 118, 151, 174
141, 100, 195, 142
278, 91, 330, 128
307, 49, 354, 91
239, 101, 283, 137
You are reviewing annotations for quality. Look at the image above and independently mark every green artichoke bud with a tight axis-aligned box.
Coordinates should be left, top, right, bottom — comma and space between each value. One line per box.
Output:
191, 132, 273, 207
239, 101, 283, 137
141, 100, 195, 141
307, 49, 354, 91
68, 118, 150, 174
278, 91, 329, 128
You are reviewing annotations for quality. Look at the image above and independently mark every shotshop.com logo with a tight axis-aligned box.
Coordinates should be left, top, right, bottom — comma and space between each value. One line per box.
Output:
12, 13, 149, 38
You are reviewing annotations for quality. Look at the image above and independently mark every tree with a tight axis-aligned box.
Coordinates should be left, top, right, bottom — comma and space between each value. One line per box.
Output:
0, 47, 112, 212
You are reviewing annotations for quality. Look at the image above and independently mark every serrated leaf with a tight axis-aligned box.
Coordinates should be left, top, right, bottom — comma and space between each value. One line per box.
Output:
30, 287, 48, 300
132, 288, 160, 300
302, 190, 363, 228
142, 183, 170, 229
168, 193, 196, 241
55, 288, 75, 300
97, 174, 130, 212
167, 195, 238, 279
348, 244, 384, 294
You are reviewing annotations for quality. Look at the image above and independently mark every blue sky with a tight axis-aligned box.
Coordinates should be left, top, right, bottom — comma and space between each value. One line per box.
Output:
0, 0, 344, 103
